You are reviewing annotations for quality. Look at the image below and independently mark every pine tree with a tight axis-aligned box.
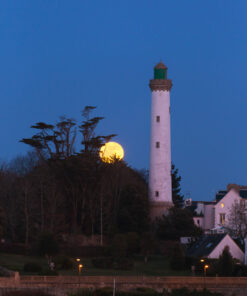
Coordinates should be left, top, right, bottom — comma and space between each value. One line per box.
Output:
172, 164, 184, 208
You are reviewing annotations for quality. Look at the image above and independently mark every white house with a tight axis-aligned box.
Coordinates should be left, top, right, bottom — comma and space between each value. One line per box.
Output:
187, 233, 244, 263
185, 184, 247, 233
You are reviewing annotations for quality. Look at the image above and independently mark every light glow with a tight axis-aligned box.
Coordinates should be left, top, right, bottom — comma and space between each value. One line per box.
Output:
99, 142, 124, 163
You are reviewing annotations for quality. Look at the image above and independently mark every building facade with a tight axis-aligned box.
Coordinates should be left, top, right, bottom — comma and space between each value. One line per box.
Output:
185, 184, 247, 234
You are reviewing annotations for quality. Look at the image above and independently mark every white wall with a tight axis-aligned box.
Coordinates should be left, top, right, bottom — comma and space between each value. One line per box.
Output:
193, 217, 203, 228
204, 204, 215, 230
214, 189, 242, 228
149, 90, 172, 203
209, 234, 244, 263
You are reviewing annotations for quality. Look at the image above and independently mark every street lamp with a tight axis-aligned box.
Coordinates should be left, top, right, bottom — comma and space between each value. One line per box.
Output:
204, 264, 209, 276
79, 264, 83, 274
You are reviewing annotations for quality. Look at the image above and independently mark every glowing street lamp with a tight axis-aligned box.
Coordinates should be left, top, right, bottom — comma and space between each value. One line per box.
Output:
204, 264, 209, 276
79, 264, 83, 274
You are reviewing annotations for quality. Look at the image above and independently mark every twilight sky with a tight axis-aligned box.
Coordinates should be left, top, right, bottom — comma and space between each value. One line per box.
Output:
0, 0, 247, 201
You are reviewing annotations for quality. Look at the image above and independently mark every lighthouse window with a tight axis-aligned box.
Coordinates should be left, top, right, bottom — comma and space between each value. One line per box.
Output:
156, 142, 160, 148
155, 191, 159, 197
156, 116, 160, 122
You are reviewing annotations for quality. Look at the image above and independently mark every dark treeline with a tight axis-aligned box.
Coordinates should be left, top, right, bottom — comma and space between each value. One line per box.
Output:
0, 107, 149, 247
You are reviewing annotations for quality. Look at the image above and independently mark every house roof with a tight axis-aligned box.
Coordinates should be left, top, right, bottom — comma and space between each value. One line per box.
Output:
186, 234, 227, 257
240, 189, 247, 198
215, 186, 247, 202
215, 191, 227, 202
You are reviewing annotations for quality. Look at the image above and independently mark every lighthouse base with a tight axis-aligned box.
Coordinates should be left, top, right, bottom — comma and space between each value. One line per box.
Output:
150, 201, 173, 221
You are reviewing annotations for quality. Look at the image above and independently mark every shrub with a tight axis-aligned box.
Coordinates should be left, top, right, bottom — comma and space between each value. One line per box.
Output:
0, 266, 15, 277
91, 257, 114, 269
217, 246, 234, 276
169, 242, 185, 270
125, 232, 140, 256
133, 287, 160, 296
114, 258, 134, 270
37, 232, 59, 258
3, 290, 52, 296
68, 289, 93, 296
94, 287, 113, 296
170, 288, 223, 296
111, 234, 127, 258
54, 255, 74, 270
39, 269, 58, 276
23, 262, 42, 273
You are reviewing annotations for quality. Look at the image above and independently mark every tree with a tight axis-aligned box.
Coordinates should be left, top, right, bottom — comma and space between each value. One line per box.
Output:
155, 207, 202, 240
226, 200, 247, 242
172, 164, 184, 207
140, 232, 156, 263
217, 246, 234, 276
117, 183, 149, 234
37, 232, 59, 263
169, 242, 185, 270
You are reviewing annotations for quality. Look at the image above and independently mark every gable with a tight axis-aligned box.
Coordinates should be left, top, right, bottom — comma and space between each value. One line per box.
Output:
186, 234, 226, 257
215, 189, 241, 209
209, 234, 244, 262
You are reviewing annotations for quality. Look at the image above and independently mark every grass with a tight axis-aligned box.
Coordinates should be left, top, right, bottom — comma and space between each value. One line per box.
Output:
0, 254, 191, 276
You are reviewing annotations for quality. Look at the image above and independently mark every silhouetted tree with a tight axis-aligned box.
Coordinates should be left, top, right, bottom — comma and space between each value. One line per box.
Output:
172, 164, 184, 207
155, 207, 202, 240
217, 246, 234, 276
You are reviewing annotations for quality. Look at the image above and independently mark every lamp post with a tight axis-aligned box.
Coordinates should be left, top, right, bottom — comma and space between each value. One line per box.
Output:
76, 258, 83, 287
203, 264, 209, 289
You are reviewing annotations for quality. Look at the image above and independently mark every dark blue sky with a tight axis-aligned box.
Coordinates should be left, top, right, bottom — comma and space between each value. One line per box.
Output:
1, 1, 247, 201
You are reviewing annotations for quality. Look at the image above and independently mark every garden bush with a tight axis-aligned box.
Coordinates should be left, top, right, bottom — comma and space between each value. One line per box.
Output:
169, 243, 185, 270
54, 255, 74, 270
23, 262, 42, 273
114, 257, 134, 270
94, 287, 113, 296
3, 290, 52, 296
39, 269, 58, 276
68, 288, 93, 296
91, 257, 114, 269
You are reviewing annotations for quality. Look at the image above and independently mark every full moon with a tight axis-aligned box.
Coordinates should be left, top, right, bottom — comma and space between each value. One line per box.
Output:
99, 142, 124, 163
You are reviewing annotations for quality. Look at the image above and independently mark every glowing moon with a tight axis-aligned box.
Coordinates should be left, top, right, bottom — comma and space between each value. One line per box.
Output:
99, 142, 124, 163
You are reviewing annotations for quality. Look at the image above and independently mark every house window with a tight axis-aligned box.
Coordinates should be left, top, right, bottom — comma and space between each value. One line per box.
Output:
156, 142, 160, 148
156, 116, 160, 122
219, 213, 225, 225
155, 191, 159, 198
197, 219, 200, 225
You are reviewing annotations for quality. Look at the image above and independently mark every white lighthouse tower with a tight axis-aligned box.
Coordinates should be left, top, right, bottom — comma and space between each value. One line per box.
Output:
149, 61, 173, 219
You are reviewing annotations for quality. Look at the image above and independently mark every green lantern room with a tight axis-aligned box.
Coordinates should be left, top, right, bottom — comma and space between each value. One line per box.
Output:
154, 61, 167, 80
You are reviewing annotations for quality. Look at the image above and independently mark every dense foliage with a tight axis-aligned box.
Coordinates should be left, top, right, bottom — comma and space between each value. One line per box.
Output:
0, 107, 149, 247
68, 288, 223, 296
155, 207, 202, 240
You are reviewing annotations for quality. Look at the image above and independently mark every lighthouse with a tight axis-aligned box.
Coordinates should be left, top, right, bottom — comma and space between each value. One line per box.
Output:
149, 61, 173, 219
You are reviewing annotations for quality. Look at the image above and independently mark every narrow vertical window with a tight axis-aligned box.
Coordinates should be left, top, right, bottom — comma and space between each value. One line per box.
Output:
219, 213, 225, 225
156, 116, 160, 122
156, 142, 160, 148
155, 191, 159, 197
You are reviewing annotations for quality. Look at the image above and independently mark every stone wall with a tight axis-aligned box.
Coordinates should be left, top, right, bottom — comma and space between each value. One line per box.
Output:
1, 275, 247, 296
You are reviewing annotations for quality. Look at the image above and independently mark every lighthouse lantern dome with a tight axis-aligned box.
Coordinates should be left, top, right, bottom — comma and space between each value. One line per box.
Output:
154, 61, 167, 80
